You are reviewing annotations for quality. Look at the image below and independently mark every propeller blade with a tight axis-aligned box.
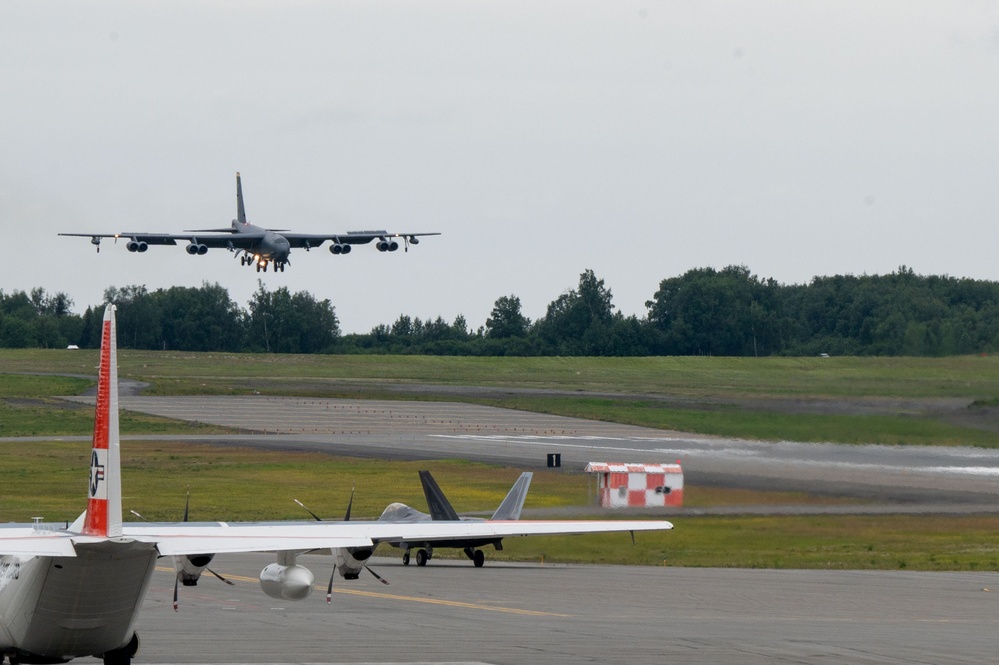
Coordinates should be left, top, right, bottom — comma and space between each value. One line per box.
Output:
326, 565, 336, 605
129, 509, 147, 522
173, 575, 179, 612
344, 484, 355, 522
207, 567, 235, 586
294, 499, 323, 522
183, 488, 191, 522
365, 565, 390, 585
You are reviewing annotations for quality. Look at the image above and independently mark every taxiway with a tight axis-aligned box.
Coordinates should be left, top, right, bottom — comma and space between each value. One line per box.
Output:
128, 552, 998, 664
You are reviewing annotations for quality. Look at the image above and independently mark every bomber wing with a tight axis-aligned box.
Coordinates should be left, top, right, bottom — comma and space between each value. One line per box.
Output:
281, 230, 440, 250
59, 232, 180, 246
59, 232, 265, 249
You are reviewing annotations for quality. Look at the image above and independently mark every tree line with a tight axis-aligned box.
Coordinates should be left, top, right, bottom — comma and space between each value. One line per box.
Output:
4, 266, 999, 356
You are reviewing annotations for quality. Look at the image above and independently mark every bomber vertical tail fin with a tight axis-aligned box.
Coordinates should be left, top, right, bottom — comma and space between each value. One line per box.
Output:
418, 471, 461, 521
82, 304, 123, 538
490, 472, 533, 520
235, 172, 247, 226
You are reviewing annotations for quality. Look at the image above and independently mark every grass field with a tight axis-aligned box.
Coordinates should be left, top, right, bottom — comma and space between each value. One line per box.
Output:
0, 375, 230, 437
491, 514, 999, 570
2, 438, 996, 572
3, 350, 999, 446
6, 350, 999, 398
470, 395, 999, 446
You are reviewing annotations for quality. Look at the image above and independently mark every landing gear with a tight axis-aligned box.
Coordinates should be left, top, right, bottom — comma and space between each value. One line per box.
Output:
101, 632, 139, 665
464, 547, 486, 567
416, 548, 428, 567
402, 551, 410, 566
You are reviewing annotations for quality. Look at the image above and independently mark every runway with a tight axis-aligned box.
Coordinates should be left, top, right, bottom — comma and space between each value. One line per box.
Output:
128, 552, 997, 664
59, 394, 999, 504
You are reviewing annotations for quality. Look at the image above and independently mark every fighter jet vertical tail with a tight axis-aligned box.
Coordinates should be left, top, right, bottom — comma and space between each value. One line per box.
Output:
235, 171, 247, 227
82, 304, 123, 538
418, 470, 461, 521
490, 472, 533, 520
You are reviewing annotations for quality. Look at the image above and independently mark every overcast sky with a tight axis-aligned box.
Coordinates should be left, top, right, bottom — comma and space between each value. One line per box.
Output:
3, 2, 999, 333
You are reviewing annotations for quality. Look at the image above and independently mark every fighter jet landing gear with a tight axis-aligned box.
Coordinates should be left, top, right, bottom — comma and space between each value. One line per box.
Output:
464, 547, 486, 568
415, 547, 433, 567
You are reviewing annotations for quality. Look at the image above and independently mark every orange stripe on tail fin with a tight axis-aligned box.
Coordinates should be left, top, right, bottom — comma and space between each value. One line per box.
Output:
83, 305, 122, 538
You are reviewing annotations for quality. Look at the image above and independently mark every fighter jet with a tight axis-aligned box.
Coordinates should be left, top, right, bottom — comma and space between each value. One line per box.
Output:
391, 470, 533, 567
60, 173, 440, 272
0, 305, 672, 664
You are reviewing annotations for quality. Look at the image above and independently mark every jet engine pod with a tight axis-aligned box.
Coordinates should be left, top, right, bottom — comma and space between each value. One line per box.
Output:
137, 241, 148, 252
185, 243, 208, 255
259, 563, 315, 601
376, 240, 400, 252
329, 243, 353, 255
126, 240, 148, 253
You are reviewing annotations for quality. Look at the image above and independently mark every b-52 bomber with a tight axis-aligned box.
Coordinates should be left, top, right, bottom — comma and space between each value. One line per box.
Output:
60, 173, 440, 272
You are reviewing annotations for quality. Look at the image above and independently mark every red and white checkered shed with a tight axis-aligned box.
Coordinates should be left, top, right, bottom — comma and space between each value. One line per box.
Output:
584, 462, 684, 509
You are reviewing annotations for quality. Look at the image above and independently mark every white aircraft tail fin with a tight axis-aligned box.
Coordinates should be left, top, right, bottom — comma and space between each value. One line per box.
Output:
82, 304, 123, 538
